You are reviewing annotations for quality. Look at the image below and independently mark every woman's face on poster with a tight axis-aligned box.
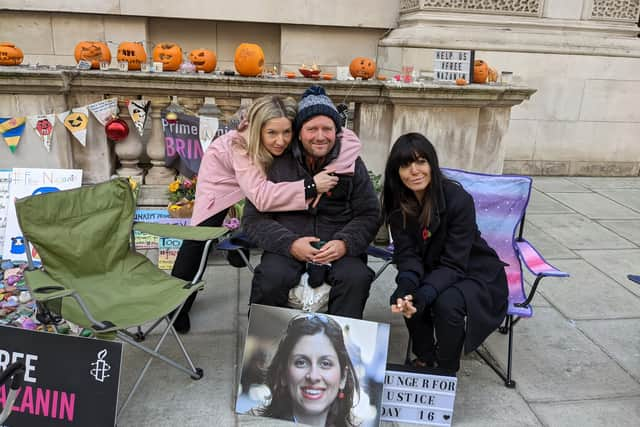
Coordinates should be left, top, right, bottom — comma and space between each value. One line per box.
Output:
286, 332, 344, 417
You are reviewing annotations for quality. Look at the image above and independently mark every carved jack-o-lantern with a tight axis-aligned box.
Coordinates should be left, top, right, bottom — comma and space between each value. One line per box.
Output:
117, 42, 147, 71
74, 41, 111, 69
349, 57, 376, 80
0, 42, 24, 66
473, 60, 489, 84
152, 43, 183, 71
234, 43, 265, 77
64, 112, 88, 131
189, 48, 217, 73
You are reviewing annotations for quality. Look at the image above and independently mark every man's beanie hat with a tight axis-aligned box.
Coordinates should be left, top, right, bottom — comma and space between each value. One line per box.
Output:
294, 85, 342, 135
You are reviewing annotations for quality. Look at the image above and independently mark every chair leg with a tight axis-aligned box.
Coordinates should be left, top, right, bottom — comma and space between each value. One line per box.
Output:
505, 315, 516, 388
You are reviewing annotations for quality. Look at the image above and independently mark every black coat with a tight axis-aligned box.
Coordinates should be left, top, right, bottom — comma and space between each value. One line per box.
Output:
243, 152, 380, 258
390, 179, 508, 353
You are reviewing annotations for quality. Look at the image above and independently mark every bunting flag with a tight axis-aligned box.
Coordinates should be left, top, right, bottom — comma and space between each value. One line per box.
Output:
58, 107, 89, 146
199, 116, 219, 152
0, 117, 26, 153
88, 98, 119, 126
127, 99, 151, 138
28, 114, 56, 152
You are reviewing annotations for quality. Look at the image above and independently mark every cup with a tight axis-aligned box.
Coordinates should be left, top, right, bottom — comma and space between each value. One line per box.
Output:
153, 62, 163, 73
99, 60, 110, 71
336, 66, 350, 81
117, 61, 129, 72
402, 65, 414, 83
141, 62, 151, 72
500, 71, 513, 85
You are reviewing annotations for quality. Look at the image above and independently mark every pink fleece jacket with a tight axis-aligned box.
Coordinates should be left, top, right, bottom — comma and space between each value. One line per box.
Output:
190, 128, 362, 226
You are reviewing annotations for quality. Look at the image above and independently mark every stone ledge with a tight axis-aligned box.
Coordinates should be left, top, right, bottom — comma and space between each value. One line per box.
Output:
503, 160, 640, 176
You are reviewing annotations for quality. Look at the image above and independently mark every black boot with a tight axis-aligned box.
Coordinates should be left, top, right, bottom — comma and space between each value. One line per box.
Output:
171, 292, 197, 334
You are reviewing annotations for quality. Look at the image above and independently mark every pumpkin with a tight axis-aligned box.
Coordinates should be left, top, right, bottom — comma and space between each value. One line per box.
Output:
117, 42, 147, 71
74, 41, 111, 69
473, 60, 489, 84
153, 42, 183, 71
349, 57, 376, 79
0, 42, 24, 66
234, 43, 265, 77
189, 48, 217, 73
455, 78, 468, 86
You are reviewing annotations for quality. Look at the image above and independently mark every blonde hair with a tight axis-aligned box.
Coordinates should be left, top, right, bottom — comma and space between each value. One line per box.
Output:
243, 95, 297, 173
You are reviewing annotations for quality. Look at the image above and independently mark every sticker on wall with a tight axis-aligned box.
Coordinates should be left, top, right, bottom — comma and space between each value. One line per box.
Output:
0, 117, 26, 153
58, 107, 89, 146
127, 99, 151, 138
28, 114, 56, 152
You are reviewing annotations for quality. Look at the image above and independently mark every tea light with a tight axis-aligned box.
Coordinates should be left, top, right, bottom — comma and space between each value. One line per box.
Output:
99, 60, 110, 71
118, 61, 129, 72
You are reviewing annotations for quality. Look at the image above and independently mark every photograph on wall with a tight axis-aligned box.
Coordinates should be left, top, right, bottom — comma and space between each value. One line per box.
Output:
237, 304, 390, 427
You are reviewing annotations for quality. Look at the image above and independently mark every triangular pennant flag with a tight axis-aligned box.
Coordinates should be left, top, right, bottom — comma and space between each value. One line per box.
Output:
199, 116, 219, 152
127, 99, 151, 138
0, 117, 26, 153
88, 98, 119, 126
58, 107, 89, 146
28, 114, 56, 152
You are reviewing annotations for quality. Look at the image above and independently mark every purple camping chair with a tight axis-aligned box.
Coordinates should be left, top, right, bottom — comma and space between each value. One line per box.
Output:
368, 168, 569, 387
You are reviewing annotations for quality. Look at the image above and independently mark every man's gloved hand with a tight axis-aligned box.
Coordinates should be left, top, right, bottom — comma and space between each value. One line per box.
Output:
412, 285, 438, 316
390, 276, 418, 306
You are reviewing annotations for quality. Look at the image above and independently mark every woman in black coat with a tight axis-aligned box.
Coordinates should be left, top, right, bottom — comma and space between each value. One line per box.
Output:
381, 133, 508, 373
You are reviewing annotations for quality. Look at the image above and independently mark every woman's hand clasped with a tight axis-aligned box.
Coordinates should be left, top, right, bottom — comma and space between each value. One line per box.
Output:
313, 168, 339, 193
391, 295, 418, 319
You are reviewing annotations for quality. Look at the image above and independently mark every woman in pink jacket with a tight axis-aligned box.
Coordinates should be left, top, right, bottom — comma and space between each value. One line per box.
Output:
171, 94, 362, 333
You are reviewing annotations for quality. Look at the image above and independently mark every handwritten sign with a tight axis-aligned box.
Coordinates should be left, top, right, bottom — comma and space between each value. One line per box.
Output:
0, 325, 121, 426
381, 364, 457, 426
433, 49, 474, 83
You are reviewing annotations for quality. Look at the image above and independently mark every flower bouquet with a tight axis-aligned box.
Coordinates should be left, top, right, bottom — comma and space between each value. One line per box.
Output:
167, 175, 197, 218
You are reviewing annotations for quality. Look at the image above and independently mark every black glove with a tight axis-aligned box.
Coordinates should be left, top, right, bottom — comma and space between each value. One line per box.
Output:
307, 263, 329, 288
390, 277, 418, 306
412, 285, 438, 316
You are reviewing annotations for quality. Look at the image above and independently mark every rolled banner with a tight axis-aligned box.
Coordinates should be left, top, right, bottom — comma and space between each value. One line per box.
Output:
88, 98, 119, 126
199, 116, 219, 152
28, 114, 56, 152
0, 117, 26, 153
58, 106, 89, 146
127, 99, 151, 138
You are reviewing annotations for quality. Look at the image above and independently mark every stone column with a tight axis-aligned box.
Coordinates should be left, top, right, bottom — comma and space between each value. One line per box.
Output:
144, 96, 175, 184
114, 97, 144, 178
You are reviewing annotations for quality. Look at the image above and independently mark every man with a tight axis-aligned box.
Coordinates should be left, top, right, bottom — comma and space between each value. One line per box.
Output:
243, 86, 380, 319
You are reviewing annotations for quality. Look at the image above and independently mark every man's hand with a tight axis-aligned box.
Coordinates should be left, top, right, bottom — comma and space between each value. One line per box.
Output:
290, 237, 321, 262
391, 295, 418, 319
312, 239, 347, 264
313, 168, 339, 194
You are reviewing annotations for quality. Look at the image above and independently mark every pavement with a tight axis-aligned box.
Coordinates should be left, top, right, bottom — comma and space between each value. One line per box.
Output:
116, 176, 640, 427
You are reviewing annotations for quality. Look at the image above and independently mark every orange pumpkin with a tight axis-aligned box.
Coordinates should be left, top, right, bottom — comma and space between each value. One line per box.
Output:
0, 42, 24, 66
473, 60, 489, 84
189, 48, 217, 73
455, 78, 468, 86
117, 42, 147, 71
349, 57, 376, 79
74, 41, 111, 69
153, 42, 183, 71
234, 43, 265, 77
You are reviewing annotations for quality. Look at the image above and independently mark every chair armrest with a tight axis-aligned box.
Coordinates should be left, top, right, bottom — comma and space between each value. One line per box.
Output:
366, 245, 394, 262
133, 222, 228, 241
516, 239, 569, 277
23, 269, 74, 301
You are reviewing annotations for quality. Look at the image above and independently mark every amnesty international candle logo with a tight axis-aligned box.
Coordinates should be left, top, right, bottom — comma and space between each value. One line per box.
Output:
90, 349, 111, 383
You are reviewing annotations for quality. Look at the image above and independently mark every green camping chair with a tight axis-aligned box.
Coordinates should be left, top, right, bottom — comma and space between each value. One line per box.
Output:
14, 178, 228, 420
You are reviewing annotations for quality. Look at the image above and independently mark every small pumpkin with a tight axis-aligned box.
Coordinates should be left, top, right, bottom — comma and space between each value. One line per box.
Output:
349, 57, 376, 80
473, 59, 489, 84
0, 42, 24, 66
189, 48, 217, 73
455, 78, 468, 86
74, 41, 111, 69
153, 42, 183, 71
117, 42, 147, 71
234, 43, 265, 77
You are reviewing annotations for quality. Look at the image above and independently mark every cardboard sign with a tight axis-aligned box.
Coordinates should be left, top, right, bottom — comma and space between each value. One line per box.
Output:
433, 49, 474, 83
0, 325, 122, 426
381, 364, 457, 426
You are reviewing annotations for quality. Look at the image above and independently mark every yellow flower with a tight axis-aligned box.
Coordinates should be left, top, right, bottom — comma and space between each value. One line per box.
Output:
128, 177, 138, 191
169, 204, 180, 211
168, 181, 180, 192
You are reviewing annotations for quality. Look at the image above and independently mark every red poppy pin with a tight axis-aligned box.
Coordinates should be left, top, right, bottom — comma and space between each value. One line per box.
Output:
422, 227, 431, 240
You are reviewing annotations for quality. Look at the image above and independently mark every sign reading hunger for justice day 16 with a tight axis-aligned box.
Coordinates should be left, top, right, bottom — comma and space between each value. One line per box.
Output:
381, 364, 457, 426
0, 325, 122, 427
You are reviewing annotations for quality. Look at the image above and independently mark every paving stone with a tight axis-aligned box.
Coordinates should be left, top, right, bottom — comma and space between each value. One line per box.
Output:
527, 189, 575, 214
545, 192, 640, 220
596, 189, 640, 212
576, 319, 640, 380
536, 259, 640, 320
522, 221, 578, 260
576, 249, 640, 297
532, 177, 589, 193
189, 265, 240, 334
531, 397, 640, 427
600, 220, 640, 246
483, 307, 640, 402
567, 177, 640, 190
526, 214, 635, 250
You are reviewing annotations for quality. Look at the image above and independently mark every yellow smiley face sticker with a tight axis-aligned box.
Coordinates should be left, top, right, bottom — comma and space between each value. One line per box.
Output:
64, 112, 88, 132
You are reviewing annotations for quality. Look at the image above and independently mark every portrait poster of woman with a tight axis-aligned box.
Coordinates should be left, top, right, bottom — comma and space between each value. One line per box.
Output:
237, 304, 390, 427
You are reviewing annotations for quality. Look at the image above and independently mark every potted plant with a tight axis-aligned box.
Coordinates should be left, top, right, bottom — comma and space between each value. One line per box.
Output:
368, 170, 388, 245
167, 175, 196, 218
